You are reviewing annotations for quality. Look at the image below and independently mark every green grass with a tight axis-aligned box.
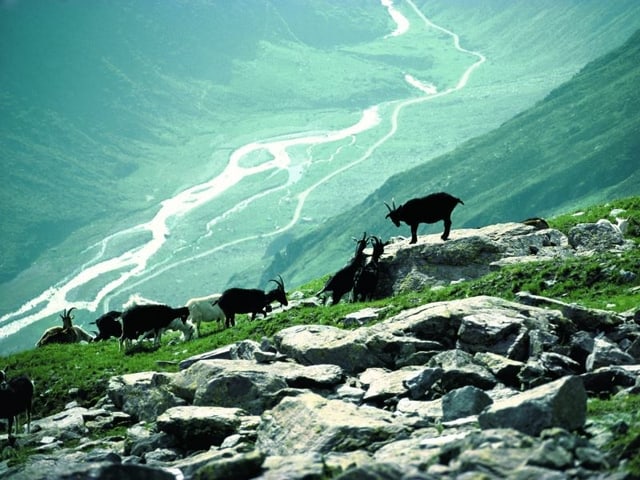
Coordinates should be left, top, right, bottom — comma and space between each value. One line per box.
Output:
588, 394, 640, 475
2, 195, 639, 474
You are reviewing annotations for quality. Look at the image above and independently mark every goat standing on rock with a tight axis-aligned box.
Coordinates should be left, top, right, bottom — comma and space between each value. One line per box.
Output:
215, 275, 288, 328
353, 235, 386, 302
318, 232, 369, 306
385, 191, 464, 243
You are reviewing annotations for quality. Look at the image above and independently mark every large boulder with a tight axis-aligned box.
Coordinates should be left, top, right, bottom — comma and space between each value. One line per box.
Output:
478, 375, 587, 436
107, 372, 186, 422
256, 392, 410, 456
156, 406, 257, 451
377, 223, 571, 295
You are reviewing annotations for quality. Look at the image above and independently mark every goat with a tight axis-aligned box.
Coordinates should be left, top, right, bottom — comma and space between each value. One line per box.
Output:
215, 275, 288, 328
91, 310, 122, 341
186, 293, 224, 336
119, 304, 194, 352
521, 217, 550, 230
385, 192, 463, 243
353, 235, 386, 302
36, 308, 95, 347
317, 232, 369, 306
0, 368, 35, 445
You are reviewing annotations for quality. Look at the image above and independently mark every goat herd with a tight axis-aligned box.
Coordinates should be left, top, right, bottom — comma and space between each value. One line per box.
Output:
1, 191, 464, 445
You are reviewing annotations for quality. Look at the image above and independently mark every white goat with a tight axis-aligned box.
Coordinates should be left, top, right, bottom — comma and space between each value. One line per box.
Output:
186, 293, 224, 336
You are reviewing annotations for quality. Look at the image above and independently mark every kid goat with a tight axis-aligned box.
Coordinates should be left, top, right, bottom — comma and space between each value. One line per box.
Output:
385, 191, 463, 243
0, 368, 34, 445
215, 275, 288, 328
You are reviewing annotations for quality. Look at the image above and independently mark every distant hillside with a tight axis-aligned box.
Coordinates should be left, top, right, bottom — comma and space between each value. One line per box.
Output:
267, 28, 640, 287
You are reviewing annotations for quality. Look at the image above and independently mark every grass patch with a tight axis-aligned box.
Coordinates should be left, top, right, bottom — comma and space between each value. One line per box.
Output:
588, 394, 640, 476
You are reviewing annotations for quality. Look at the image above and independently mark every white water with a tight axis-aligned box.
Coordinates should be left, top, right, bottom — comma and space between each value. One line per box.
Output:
0, 0, 485, 342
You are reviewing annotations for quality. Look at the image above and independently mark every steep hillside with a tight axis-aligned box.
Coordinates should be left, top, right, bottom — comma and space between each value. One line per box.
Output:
267, 28, 640, 287
1, 1, 639, 287
0, 1, 392, 283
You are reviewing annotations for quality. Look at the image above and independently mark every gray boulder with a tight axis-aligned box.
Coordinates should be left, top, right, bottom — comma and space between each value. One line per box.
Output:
256, 392, 410, 456
442, 385, 493, 421
107, 372, 185, 422
478, 375, 587, 436
568, 220, 624, 251
156, 406, 257, 451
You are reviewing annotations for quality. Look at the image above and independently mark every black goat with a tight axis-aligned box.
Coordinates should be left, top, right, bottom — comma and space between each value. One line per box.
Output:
0, 369, 35, 445
119, 304, 194, 352
318, 232, 369, 306
91, 310, 122, 341
215, 275, 288, 328
385, 192, 463, 243
353, 235, 386, 302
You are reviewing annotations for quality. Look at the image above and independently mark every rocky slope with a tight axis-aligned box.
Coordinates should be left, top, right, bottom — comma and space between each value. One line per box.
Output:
1, 218, 638, 479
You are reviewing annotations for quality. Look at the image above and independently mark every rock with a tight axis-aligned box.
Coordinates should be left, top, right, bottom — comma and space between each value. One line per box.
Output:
441, 386, 493, 421
516, 291, 625, 332
580, 366, 638, 394
190, 448, 264, 480
539, 352, 582, 378
402, 367, 444, 399
478, 376, 587, 436
359, 366, 424, 404
474, 352, 524, 388
156, 406, 255, 451
194, 371, 287, 415
342, 307, 381, 327
377, 223, 572, 296
256, 392, 410, 456
586, 337, 636, 371
457, 311, 526, 356
125, 424, 176, 458
259, 452, 325, 480
107, 372, 185, 422
568, 220, 624, 251
179, 345, 233, 370
428, 350, 497, 392
274, 325, 381, 373
170, 359, 344, 414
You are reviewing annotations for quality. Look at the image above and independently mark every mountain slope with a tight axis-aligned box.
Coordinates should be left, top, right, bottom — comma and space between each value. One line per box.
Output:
267, 28, 640, 287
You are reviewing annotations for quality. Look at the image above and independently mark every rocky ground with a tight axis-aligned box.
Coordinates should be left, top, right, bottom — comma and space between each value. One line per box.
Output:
1, 219, 638, 479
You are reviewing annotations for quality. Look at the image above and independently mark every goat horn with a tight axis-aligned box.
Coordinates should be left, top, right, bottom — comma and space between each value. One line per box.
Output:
270, 275, 285, 290
384, 201, 393, 212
